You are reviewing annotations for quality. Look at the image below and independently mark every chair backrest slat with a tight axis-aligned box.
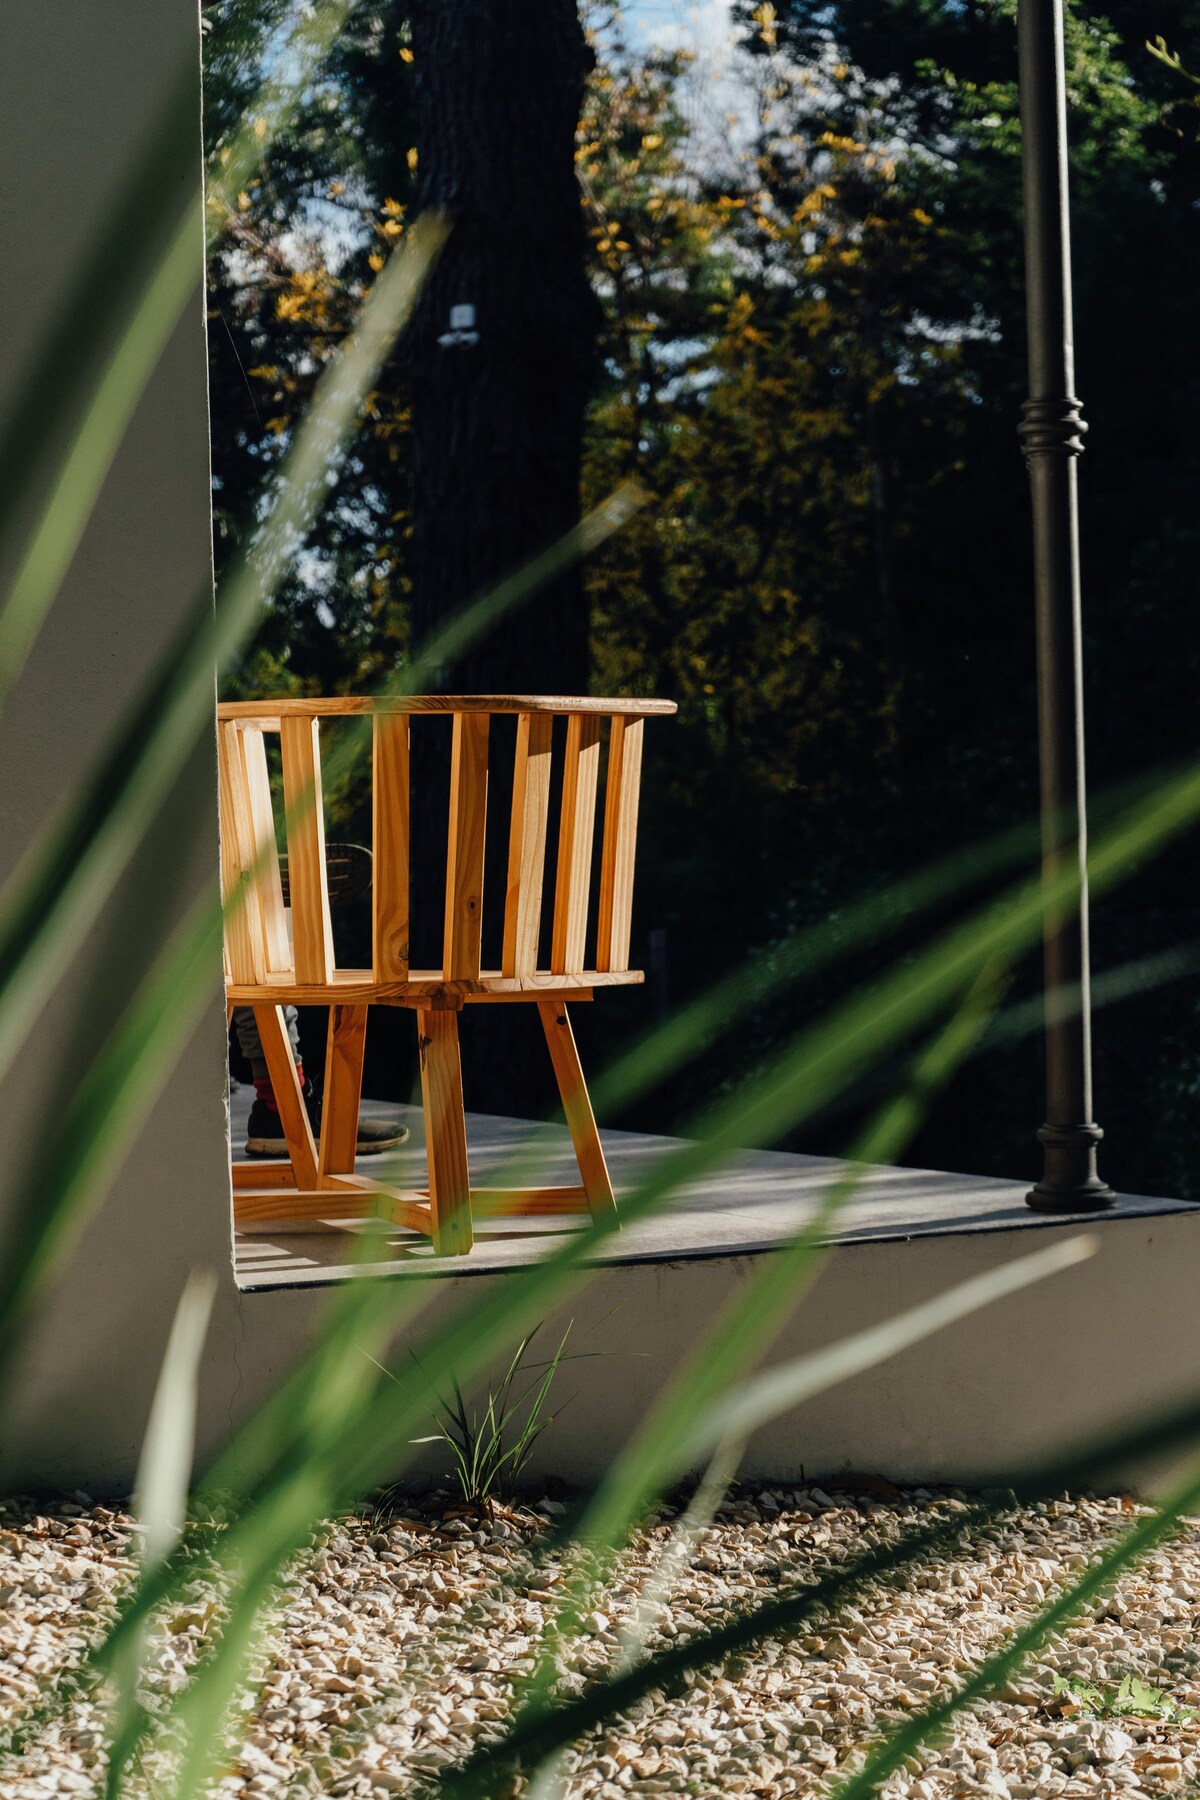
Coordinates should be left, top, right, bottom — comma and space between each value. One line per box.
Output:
280, 716, 335, 984
551, 713, 602, 976
372, 712, 410, 981
217, 695, 671, 992
502, 711, 553, 978
596, 715, 644, 974
443, 712, 490, 981
238, 724, 291, 975
217, 721, 263, 983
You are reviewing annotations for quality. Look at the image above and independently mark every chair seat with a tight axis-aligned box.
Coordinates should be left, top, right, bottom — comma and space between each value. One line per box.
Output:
224, 967, 645, 1006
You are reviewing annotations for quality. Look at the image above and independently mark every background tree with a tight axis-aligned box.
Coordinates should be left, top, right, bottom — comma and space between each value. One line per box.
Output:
718, 0, 1200, 1191
204, 1, 1200, 1199
405, 0, 602, 696
206, 2, 420, 699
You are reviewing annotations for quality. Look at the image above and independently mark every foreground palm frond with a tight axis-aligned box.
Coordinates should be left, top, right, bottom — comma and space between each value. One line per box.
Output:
3, 15, 1200, 1800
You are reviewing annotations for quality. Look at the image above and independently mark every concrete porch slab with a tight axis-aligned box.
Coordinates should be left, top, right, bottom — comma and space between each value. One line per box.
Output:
218, 1089, 1200, 1494
11, 1087, 1199, 1494
230, 1086, 1195, 1291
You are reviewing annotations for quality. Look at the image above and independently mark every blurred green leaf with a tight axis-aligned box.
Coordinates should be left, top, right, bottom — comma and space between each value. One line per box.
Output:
0, 216, 445, 1092
0, 0, 360, 713
109, 1270, 217, 1799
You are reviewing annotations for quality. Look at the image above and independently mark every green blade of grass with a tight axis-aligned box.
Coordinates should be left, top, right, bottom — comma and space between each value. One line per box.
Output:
577, 963, 1011, 1558
21, 1366, 1200, 1785
615, 1428, 748, 1677
442, 1427, 1200, 1800
0, 192, 204, 709
587, 820, 1037, 1119
165, 1551, 292, 1800
170, 769, 1198, 1610
829, 1458, 1200, 1800
108, 1271, 218, 1798
0, 465, 637, 1123
103, 990, 1078, 1783
680, 1233, 1096, 1465
0, 0, 361, 714
491, 1236, 1094, 1790
305, 772, 1200, 1516
0, 57, 202, 703
172, 784, 1193, 1785
0, 474, 643, 1393
132, 1281, 217, 1573
527, 1429, 750, 1800
0, 892, 225, 1374
500, 967, 1012, 1738
197, 778, 1200, 1493
0, 216, 445, 1090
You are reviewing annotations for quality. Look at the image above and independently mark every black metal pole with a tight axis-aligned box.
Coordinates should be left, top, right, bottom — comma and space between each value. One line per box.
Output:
1017, 0, 1114, 1210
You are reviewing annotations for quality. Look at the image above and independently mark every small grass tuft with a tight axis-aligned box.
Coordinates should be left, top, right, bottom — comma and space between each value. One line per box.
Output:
1051, 1671, 1195, 1724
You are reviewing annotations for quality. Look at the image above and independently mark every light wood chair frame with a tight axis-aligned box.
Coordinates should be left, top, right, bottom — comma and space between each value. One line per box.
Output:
217, 695, 675, 1256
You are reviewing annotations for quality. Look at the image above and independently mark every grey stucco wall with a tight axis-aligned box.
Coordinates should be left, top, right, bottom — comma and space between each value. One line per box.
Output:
0, 0, 241, 1487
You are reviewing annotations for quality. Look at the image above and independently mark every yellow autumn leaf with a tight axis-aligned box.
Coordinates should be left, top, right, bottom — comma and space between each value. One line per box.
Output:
753, 2, 777, 49
792, 190, 825, 221
399, 46, 414, 62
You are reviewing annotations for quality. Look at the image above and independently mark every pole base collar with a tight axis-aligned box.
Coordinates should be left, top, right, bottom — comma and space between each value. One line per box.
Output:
1026, 1121, 1116, 1212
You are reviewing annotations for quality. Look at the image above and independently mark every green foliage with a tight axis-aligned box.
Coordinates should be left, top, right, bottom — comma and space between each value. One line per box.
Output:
1051, 1670, 1196, 1725
410, 1325, 576, 1513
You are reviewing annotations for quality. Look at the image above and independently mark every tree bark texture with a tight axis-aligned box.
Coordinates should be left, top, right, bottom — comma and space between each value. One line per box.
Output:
401, 3, 600, 1120
406, 0, 600, 696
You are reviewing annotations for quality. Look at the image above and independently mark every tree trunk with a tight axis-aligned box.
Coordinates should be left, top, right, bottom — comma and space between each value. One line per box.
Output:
403, 0, 600, 1120
406, 0, 600, 695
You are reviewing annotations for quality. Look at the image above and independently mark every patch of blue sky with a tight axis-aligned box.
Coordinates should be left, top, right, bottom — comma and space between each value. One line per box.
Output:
609, 0, 758, 169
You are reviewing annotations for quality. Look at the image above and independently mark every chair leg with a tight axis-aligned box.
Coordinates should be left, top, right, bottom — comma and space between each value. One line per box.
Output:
317, 1003, 368, 1184
254, 1003, 318, 1190
537, 1002, 618, 1223
417, 1008, 473, 1257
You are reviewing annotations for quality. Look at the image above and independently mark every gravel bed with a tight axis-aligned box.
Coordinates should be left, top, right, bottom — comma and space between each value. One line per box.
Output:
2, 1482, 1200, 1798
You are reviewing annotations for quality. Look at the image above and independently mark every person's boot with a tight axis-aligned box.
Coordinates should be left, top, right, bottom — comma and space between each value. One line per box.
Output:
352, 1113, 412, 1155
244, 1076, 410, 1158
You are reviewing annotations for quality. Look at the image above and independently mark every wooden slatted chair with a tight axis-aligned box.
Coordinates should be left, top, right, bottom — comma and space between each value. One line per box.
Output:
218, 695, 675, 1255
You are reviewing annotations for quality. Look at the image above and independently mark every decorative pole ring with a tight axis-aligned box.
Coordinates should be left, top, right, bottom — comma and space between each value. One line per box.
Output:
1018, 396, 1088, 460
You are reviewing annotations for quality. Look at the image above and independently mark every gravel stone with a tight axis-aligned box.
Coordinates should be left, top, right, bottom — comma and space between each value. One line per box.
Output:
1, 1487, 1199, 1796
